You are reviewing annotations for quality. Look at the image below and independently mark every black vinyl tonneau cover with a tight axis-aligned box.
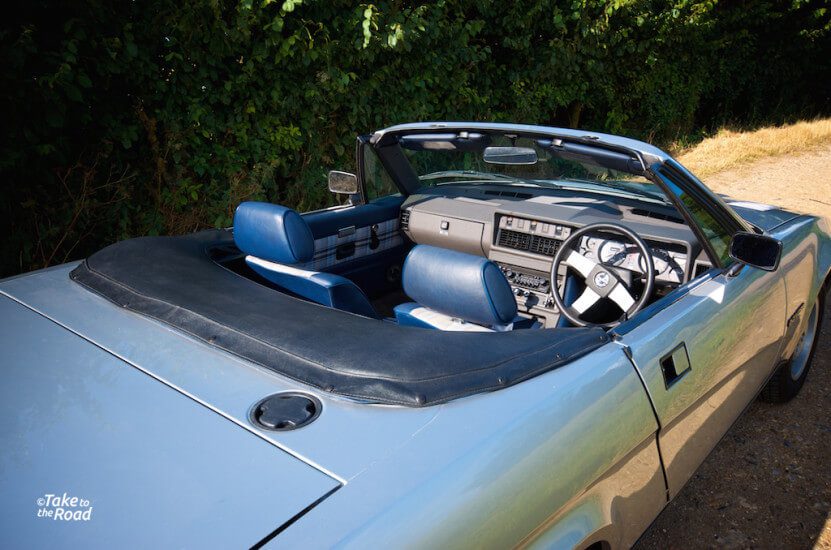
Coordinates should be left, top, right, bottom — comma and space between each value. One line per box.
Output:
70, 230, 607, 406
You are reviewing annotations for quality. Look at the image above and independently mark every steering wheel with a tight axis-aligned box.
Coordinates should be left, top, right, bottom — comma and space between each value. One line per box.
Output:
550, 222, 655, 328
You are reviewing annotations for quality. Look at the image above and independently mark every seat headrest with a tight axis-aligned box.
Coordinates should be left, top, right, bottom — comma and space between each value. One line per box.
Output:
233, 202, 314, 264
402, 245, 517, 327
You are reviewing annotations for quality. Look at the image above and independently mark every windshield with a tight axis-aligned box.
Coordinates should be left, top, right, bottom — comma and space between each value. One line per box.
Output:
399, 133, 667, 203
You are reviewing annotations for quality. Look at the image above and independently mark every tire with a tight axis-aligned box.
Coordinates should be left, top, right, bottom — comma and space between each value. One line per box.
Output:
760, 292, 824, 403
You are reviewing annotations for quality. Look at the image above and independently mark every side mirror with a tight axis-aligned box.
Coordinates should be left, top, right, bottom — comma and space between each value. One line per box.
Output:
483, 146, 538, 165
328, 171, 359, 195
729, 231, 782, 271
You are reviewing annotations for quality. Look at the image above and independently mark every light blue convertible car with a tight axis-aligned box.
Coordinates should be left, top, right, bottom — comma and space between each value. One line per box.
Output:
2, 122, 829, 549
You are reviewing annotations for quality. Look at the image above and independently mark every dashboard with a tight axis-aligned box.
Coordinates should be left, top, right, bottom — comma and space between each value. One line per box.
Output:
399, 184, 707, 327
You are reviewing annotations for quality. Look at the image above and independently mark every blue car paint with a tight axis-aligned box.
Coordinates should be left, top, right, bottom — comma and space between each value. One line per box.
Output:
0, 295, 339, 549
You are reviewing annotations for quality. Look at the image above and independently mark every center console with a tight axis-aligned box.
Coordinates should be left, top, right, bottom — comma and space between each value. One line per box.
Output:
497, 263, 555, 308
492, 214, 576, 324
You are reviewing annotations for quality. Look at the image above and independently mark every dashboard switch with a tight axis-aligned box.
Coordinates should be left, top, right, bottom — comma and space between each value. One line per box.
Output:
440, 220, 449, 230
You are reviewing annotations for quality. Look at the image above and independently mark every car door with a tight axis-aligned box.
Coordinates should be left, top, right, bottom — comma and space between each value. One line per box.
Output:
301, 137, 410, 296
615, 161, 787, 497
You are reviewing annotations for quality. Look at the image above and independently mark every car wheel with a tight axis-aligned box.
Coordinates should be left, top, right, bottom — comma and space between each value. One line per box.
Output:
760, 295, 823, 403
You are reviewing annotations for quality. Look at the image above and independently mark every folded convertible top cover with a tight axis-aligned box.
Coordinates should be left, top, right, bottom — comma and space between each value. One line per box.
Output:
70, 230, 608, 406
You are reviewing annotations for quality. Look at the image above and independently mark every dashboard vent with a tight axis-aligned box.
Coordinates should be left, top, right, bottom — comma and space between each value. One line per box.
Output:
485, 190, 533, 199
399, 209, 410, 230
632, 208, 684, 225
497, 229, 560, 257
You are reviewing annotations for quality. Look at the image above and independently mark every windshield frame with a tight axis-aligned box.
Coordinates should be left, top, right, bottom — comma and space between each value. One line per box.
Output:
368, 127, 660, 203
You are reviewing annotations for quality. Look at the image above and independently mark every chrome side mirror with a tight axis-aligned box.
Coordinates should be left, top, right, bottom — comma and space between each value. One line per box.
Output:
328, 171, 359, 195
729, 231, 782, 271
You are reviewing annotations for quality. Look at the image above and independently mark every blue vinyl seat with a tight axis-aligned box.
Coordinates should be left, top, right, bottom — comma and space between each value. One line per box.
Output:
233, 202, 378, 318
394, 245, 520, 331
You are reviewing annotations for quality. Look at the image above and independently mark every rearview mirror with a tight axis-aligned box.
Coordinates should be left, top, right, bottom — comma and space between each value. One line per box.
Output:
729, 231, 782, 271
328, 171, 359, 195
483, 146, 538, 165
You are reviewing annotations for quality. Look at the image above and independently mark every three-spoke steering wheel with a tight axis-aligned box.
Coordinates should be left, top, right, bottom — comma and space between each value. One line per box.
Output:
550, 223, 655, 328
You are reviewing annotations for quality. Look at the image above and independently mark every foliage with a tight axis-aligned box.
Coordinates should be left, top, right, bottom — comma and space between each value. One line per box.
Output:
1, 0, 829, 276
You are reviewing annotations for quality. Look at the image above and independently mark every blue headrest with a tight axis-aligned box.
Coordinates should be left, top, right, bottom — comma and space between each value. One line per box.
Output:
402, 245, 517, 326
233, 202, 315, 264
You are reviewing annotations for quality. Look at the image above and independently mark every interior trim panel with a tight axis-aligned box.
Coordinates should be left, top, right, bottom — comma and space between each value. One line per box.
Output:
401, 184, 701, 327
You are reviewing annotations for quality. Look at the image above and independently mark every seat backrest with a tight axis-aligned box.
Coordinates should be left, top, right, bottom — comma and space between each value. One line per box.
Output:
395, 245, 517, 331
234, 202, 378, 318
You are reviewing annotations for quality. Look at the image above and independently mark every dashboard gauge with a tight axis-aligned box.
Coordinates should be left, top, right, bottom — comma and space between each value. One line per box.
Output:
597, 240, 629, 266
639, 249, 669, 274
587, 237, 687, 283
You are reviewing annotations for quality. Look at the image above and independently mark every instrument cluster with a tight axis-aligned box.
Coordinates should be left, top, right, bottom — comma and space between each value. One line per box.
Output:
580, 236, 687, 284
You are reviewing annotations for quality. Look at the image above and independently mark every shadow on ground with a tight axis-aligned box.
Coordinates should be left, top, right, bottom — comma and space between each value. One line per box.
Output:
636, 300, 831, 549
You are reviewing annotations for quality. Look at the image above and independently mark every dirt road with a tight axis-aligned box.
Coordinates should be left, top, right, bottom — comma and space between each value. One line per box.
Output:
705, 145, 831, 223
636, 147, 831, 549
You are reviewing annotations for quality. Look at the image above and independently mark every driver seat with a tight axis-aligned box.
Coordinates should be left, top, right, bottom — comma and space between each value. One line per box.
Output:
394, 245, 519, 331
233, 202, 379, 318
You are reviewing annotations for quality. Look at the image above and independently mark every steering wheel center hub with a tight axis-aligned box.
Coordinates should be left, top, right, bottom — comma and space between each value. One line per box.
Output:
593, 271, 611, 288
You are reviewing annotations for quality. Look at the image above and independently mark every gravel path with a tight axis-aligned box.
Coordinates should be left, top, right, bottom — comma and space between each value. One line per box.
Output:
705, 144, 831, 223
636, 147, 831, 549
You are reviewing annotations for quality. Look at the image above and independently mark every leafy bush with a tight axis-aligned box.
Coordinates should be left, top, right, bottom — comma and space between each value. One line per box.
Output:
1, 0, 828, 276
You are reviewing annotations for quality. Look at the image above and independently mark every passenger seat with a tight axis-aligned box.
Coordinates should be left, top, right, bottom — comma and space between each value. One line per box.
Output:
233, 202, 379, 318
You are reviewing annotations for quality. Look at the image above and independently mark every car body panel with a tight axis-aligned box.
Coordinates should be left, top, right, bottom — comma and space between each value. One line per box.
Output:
0, 295, 340, 549
774, 216, 829, 360
0, 265, 436, 482
725, 201, 801, 231
270, 344, 663, 549
618, 264, 786, 497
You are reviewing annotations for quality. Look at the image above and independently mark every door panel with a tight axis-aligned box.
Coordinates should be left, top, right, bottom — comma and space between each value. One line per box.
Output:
302, 195, 409, 294
619, 267, 786, 496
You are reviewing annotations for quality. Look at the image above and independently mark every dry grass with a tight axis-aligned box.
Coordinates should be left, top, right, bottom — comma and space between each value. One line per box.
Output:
675, 118, 831, 179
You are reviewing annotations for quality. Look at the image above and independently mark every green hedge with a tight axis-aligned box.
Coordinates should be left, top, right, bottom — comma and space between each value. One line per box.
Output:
1, 0, 829, 276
